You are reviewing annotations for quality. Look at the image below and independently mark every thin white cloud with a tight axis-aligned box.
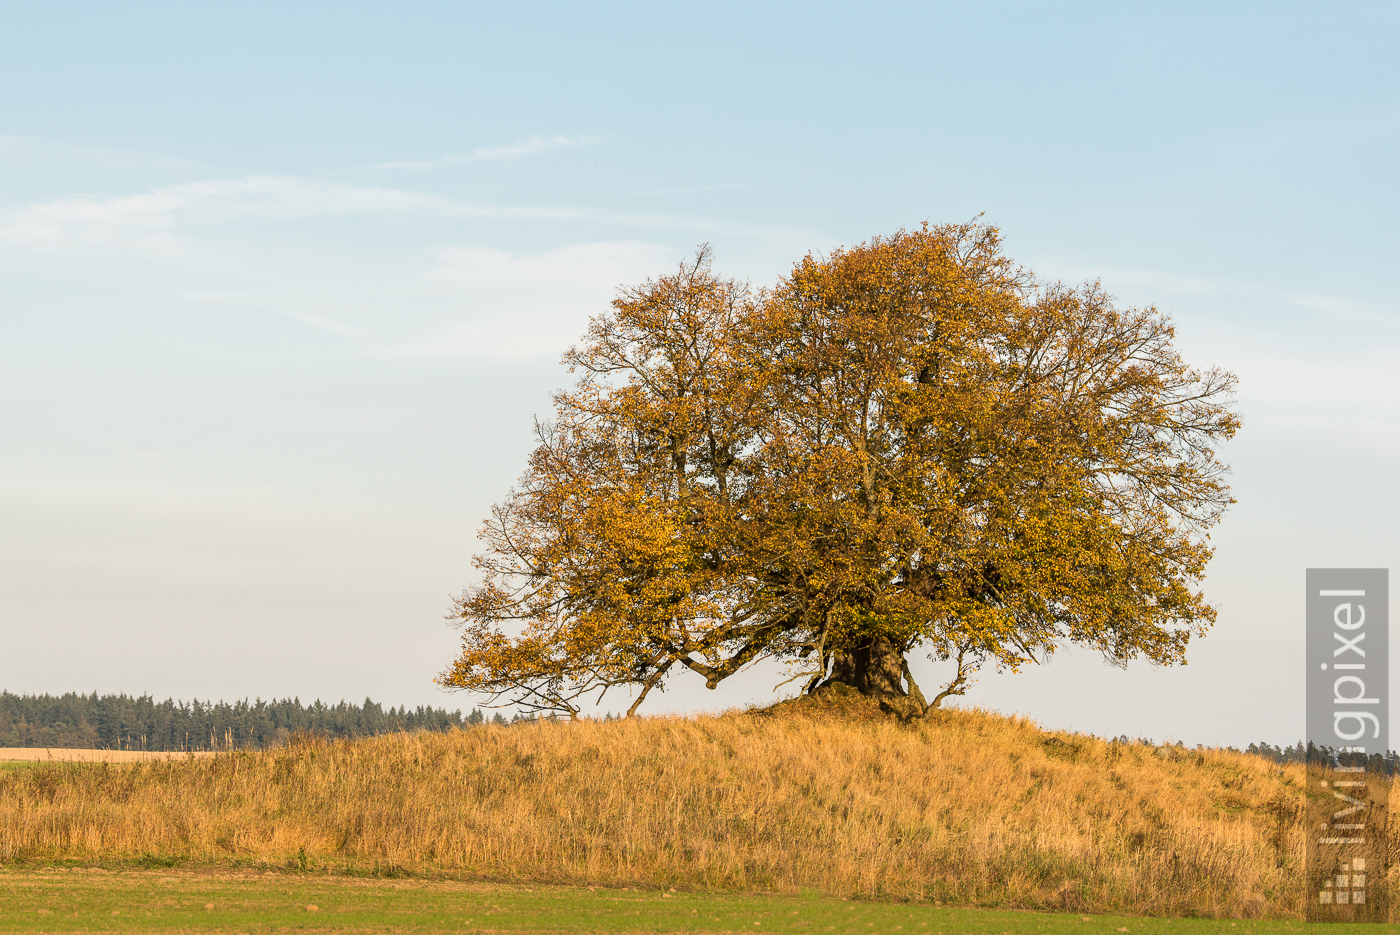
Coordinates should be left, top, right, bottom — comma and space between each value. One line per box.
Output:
0, 177, 446, 244
1039, 262, 1400, 426
1035, 261, 1399, 328
182, 291, 372, 339
388, 241, 678, 360
167, 242, 684, 359
0, 174, 820, 364
429, 240, 671, 289
370, 134, 605, 170
281, 312, 371, 340
0, 175, 816, 252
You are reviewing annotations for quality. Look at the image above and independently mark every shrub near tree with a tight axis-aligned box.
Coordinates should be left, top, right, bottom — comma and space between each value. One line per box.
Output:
440, 224, 1239, 718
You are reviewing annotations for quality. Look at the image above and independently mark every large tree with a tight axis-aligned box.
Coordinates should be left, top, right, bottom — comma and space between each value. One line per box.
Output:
439, 224, 1239, 718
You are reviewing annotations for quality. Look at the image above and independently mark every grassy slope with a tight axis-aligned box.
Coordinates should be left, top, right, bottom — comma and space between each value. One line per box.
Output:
0, 697, 1329, 919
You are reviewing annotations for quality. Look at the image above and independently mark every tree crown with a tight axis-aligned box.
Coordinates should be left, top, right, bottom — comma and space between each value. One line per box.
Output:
439, 224, 1239, 718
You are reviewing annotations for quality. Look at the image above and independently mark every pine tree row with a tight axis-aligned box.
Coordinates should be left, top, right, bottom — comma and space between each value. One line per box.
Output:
0, 690, 502, 751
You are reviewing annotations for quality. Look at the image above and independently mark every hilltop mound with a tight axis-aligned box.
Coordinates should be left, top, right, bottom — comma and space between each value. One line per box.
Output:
0, 706, 1317, 918
747, 681, 892, 721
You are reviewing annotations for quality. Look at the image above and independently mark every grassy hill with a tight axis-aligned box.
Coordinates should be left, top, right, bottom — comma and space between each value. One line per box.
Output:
0, 695, 1323, 919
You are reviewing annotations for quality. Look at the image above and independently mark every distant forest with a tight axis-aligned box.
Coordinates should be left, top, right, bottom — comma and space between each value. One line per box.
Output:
0, 691, 501, 751
1246, 741, 1308, 764
1246, 740, 1400, 774
8, 690, 1398, 765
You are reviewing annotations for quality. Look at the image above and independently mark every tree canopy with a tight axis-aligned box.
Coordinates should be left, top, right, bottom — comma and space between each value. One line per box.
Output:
439, 224, 1239, 719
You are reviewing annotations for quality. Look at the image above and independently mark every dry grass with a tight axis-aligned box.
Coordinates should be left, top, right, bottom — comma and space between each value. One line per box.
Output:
0, 696, 1336, 918
0, 748, 215, 764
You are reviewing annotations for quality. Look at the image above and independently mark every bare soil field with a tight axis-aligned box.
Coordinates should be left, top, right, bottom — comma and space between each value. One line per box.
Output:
0, 749, 214, 764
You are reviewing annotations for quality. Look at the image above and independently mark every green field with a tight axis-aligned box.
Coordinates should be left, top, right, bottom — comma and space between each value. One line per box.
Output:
0, 870, 1359, 934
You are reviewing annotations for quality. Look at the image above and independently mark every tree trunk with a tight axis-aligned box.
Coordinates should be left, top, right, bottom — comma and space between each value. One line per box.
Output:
812, 634, 929, 718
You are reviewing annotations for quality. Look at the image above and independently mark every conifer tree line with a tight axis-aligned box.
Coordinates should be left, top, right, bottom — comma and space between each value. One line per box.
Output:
1102, 737, 1400, 774
1245, 740, 1400, 775
1245, 740, 1309, 764
0, 691, 504, 751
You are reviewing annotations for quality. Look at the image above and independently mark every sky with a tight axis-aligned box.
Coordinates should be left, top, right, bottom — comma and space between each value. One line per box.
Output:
1, 2, 1396, 748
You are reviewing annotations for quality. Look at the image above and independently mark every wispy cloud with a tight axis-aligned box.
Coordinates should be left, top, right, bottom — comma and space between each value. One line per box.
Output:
0, 173, 822, 364
368, 135, 605, 170
1035, 261, 1399, 328
182, 291, 372, 339
0, 175, 815, 252
0, 177, 446, 244
387, 241, 678, 360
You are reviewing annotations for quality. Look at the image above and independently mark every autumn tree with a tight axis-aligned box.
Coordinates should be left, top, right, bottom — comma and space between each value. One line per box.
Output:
439, 224, 1239, 718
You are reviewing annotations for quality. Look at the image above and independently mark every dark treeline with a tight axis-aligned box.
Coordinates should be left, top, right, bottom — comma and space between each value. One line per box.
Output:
1089, 735, 1400, 774
1246, 741, 1309, 764
13, 691, 1398, 763
1247, 740, 1400, 774
0, 691, 503, 751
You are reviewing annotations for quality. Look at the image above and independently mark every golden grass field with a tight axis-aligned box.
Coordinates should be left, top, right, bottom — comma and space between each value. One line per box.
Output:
0, 748, 215, 764
0, 695, 1350, 920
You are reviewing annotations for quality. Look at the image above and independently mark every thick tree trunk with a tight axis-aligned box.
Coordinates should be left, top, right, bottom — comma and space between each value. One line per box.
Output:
811, 634, 930, 718
819, 634, 905, 696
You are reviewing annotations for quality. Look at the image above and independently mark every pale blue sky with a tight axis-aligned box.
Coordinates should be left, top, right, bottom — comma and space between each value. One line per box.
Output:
1, 2, 1396, 746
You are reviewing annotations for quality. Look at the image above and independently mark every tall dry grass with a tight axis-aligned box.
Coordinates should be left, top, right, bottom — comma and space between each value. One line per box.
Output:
0, 699, 1334, 917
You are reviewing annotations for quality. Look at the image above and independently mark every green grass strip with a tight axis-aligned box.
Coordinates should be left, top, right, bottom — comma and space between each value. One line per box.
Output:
0, 869, 1348, 934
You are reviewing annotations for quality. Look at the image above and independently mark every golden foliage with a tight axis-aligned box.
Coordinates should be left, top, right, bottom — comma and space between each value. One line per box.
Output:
0, 710, 1326, 918
441, 224, 1239, 714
